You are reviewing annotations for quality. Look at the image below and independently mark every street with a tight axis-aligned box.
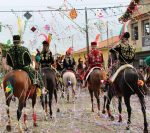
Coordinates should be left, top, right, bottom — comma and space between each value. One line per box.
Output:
0, 87, 150, 133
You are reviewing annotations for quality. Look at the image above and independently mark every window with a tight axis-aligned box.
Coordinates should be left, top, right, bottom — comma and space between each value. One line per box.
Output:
131, 23, 138, 40
143, 19, 150, 36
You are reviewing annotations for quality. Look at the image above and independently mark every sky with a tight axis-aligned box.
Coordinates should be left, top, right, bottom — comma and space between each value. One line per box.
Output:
0, 0, 131, 54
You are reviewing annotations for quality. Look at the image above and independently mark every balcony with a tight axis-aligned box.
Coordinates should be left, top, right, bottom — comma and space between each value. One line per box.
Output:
142, 35, 150, 47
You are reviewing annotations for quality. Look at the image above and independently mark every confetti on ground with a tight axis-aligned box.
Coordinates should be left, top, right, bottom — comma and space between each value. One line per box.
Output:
0, 89, 150, 133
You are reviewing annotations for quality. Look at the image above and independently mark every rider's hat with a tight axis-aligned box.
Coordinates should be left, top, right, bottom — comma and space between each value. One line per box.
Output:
42, 40, 49, 46
91, 41, 97, 48
13, 35, 20, 43
122, 32, 130, 39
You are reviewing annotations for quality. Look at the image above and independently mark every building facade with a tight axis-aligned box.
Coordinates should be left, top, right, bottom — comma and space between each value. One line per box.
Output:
119, 0, 150, 68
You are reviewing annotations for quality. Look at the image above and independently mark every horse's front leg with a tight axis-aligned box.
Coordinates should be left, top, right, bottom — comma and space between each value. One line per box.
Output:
32, 92, 38, 127
106, 94, 114, 121
23, 103, 28, 131
54, 88, 60, 112
102, 94, 107, 114
118, 97, 122, 122
17, 100, 25, 133
49, 91, 53, 118
72, 85, 76, 102
94, 90, 100, 115
138, 94, 148, 133
89, 89, 94, 112
5, 96, 12, 132
124, 95, 131, 130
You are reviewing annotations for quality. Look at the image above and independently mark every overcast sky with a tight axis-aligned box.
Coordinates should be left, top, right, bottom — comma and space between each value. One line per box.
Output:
0, 0, 131, 54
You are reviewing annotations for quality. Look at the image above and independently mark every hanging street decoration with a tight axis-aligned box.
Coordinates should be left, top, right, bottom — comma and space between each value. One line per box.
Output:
44, 24, 50, 31
69, 8, 78, 20
31, 26, 37, 32
24, 11, 32, 20
0, 22, 1, 32
119, 0, 140, 22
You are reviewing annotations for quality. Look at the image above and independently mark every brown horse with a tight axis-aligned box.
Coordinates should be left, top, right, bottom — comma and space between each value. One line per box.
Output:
87, 68, 107, 115
3, 70, 37, 132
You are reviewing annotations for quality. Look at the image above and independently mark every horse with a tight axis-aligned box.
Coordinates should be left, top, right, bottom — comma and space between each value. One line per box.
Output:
40, 67, 59, 119
3, 70, 37, 132
87, 67, 107, 115
62, 70, 77, 102
102, 51, 149, 133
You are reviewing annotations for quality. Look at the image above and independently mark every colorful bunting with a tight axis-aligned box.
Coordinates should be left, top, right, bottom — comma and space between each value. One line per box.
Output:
31, 26, 37, 32
17, 17, 22, 36
69, 8, 77, 20
44, 25, 50, 31
24, 11, 32, 20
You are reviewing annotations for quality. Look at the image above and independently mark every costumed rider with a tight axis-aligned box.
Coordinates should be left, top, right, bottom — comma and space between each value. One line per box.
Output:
36, 40, 55, 71
62, 48, 76, 74
108, 32, 136, 83
76, 57, 85, 82
6, 35, 47, 94
83, 41, 104, 87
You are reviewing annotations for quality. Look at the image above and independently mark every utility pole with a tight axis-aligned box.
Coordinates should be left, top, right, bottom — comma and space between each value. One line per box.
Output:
71, 35, 74, 50
54, 44, 57, 57
85, 7, 89, 54
106, 21, 109, 48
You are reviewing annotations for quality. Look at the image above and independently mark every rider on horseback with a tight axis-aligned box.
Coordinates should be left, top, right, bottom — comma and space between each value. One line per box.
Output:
83, 41, 104, 87
76, 57, 85, 82
108, 32, 136, 83
6, 35, 47, 94
62, 47, 76, 74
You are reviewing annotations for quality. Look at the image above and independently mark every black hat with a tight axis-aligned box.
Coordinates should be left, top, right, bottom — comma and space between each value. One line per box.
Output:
13, 35, 20, 42
42, 40, 49, 46
122, 32, 130, 39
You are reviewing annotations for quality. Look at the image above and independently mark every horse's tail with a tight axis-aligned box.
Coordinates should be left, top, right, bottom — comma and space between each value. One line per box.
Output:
137, 71, 150, 95
132, 68, 150, 95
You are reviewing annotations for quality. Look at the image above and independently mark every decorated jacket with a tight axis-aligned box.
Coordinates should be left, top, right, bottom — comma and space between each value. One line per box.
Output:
40, 50, 54, 67
6, 45, 32, 69
113, 43, 135, 64
63, 55, 76, 70
87, 49, 104, 68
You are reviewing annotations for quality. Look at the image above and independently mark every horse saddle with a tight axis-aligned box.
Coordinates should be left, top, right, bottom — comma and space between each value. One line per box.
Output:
110, 64, 134, 83
85, 67, 102, 81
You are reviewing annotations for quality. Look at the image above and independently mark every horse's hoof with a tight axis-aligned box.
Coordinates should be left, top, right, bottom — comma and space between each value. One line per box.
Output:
19, 129, 24, 133
6, 125, 11, 132
33, 123, 38, 127
110, 116, 114, 121
44, 116, 48, 121
118, 116, 122, 123
126, 126, 130, 130
50, 115, 53, 119
102, 110, 106, 114
57, 108, 60, 112
24, 127, 29, 131
144, 129, 148, 133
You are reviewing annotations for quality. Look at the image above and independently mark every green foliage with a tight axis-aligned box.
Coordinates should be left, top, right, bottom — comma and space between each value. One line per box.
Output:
0, 44, 12, 57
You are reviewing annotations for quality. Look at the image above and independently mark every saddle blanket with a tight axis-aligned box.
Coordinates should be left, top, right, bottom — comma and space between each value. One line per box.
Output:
110, 64, 134, 83
85, 67, 102, 81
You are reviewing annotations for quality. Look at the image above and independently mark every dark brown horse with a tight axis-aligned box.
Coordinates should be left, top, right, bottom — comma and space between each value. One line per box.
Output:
40, 67, 59, 119
102, 52, 149, 133
87, 68, 107, 115
3, 70, 37, 132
